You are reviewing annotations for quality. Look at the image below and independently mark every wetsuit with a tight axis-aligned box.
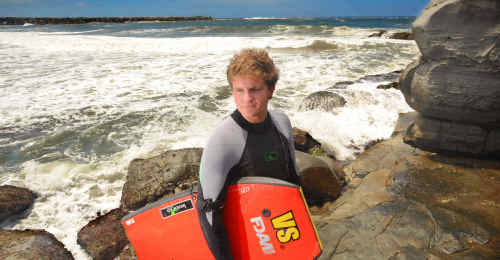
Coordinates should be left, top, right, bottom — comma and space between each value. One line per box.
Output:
198, 109, 300, 259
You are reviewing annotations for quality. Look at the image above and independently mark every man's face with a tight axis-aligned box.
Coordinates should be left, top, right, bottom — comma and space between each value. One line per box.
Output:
232, 75, 274, 123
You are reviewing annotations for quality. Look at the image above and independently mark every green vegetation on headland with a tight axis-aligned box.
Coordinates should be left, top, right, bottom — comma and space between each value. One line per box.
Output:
0, 16, 213, 25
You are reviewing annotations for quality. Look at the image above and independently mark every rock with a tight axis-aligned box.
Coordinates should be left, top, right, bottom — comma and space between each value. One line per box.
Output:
295, 151, 344, 206
404, 115, 500, 158
343, 134, 422, 186
77, 208, 128, 260
319, 169, 394, 222
120, 148, 202, 210
330, 81, 354, 89
368, 30, 387, 38
386, 31, 413, 40
391, 112, 418, 137
401, 60, 500, 125
0, 229, 73, 260
293, 128, 322, 153
315, 136, 500, 259
412, 0, 500, 66
343, 112, 422, 186
399, 0, 500, 158
376, 82, 399, 90
298, 91, 346, 112
119, 243, 138, 260
0, 185, 37, 223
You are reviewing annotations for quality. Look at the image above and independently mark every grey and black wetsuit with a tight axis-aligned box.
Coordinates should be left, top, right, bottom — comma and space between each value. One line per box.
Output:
199, 109, 300, 211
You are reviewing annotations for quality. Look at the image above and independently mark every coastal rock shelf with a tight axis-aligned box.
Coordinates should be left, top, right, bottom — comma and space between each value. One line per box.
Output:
0, 16, 212, 25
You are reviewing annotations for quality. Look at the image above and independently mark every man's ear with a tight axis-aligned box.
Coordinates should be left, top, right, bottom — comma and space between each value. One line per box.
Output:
268, 86, 275, 100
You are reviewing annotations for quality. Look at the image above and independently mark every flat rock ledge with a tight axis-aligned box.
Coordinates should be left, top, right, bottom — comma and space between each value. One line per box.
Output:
0, 229, 73, 260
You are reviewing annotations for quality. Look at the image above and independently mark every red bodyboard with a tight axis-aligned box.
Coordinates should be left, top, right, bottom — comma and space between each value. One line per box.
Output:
121, 191, 216, 260
222, 177, 323, 260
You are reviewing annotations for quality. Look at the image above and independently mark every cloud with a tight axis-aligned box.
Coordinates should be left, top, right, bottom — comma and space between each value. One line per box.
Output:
75, 1, 85, 7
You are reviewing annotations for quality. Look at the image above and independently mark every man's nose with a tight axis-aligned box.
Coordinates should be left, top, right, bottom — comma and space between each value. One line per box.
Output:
243, 90, 254, 102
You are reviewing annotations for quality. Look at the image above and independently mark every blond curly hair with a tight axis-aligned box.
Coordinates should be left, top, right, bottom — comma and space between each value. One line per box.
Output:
226, 48, 280, 90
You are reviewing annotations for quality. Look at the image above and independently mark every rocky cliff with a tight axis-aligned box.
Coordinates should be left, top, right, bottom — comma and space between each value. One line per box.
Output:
400, 0, 500, 158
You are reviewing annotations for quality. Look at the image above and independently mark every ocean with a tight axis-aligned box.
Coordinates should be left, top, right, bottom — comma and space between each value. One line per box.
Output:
0, 17, 418, 259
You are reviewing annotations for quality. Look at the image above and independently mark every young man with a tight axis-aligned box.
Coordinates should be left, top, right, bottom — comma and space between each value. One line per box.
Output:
198, 48, 301, 259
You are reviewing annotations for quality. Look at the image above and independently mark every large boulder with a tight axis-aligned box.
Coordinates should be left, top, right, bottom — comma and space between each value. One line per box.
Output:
399, 0, 500, 158
0, 185, 37, 222
295, 151, 345, 205
298, 91, 347, 112
0, 229, 73, 260
120, 148, 202, 210
77, 208, 128, 260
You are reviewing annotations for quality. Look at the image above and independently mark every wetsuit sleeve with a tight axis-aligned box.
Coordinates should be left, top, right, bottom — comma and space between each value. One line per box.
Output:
199, 117, 247, 203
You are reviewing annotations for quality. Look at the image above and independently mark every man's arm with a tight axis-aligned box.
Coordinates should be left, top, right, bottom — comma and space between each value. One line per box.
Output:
199, 117, 247, 203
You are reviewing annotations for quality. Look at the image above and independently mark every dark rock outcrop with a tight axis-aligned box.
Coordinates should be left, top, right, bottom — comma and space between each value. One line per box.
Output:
399, 0, 500, 158
293, 127, 322, 153
376, 82, 399, 90
120, 148, 202, 210
0, 229, 73, 260
368, 30, 413, 40
77, 208, 128, 260
299, 91, 347, 112
0, 185, 37, 223
386, 31, 413, 40
0, 16, 212, 25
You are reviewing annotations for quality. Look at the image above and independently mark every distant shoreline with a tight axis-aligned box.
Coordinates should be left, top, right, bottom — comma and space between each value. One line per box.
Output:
0, 16, 213, 25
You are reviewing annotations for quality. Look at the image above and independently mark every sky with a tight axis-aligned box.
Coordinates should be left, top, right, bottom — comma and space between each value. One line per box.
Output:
0, 0, 430, 18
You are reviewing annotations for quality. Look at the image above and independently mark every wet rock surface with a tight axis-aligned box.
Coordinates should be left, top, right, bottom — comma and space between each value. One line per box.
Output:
77, 208, 128, 260
0, 185, 37, 223
314, 126, 500, 259
293, 127, 322, 153
0, 229, 74, 260
299, 91, 347, 112
120, 148, 202, 210
296, 151, 345, 205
